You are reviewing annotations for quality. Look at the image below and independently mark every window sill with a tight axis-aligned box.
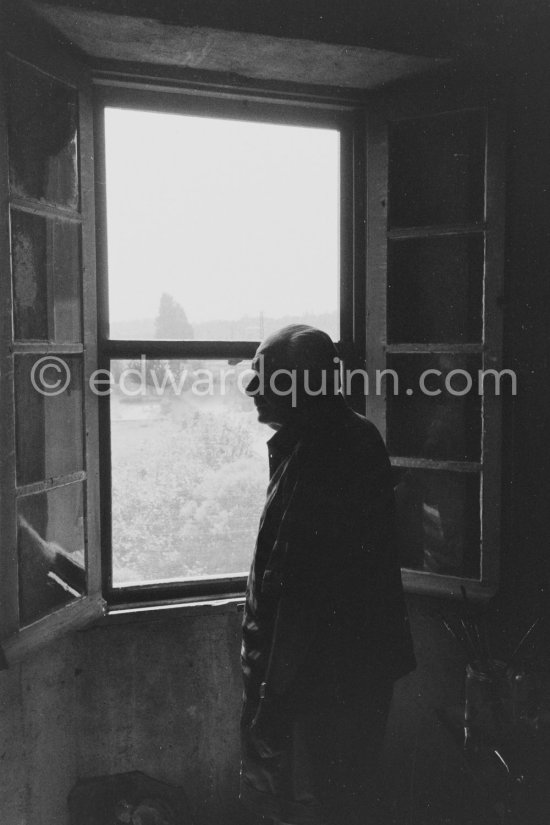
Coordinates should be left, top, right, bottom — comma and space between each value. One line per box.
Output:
95, 595, 245, 626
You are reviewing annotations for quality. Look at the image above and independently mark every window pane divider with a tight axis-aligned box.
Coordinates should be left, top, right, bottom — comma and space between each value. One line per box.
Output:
104, 339, 355, 361
12, 342, 84, 354
9, 196, 82, 222
388, 222, 485, 240
385, 343, 484, 354
102, 339, 259, 360
16, 470, 86, 498
390, 456, 481, 473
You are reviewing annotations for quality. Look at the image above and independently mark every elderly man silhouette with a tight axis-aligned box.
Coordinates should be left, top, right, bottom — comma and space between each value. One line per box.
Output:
240, 325, 415, 825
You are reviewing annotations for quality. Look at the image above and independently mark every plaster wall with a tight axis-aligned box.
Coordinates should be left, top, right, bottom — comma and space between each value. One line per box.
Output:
0, 637, 80, 825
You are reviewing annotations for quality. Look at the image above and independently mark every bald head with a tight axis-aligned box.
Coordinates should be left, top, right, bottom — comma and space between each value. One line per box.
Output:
257, 324, 339, 375
246, 325, 341, 429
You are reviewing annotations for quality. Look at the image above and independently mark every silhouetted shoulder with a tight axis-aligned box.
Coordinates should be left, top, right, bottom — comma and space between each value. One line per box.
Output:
338, 408, 389, 457
298, 406, 391, 498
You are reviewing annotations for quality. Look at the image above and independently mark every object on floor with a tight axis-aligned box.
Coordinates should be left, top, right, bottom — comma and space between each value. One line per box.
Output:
68, 771, 195, 825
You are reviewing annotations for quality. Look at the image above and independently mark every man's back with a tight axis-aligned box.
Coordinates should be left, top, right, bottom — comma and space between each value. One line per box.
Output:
242, 396, 414, 704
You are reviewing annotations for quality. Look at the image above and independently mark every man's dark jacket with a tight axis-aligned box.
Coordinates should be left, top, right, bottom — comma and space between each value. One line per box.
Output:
242, 394, 415, 707
240, 396, 415, 822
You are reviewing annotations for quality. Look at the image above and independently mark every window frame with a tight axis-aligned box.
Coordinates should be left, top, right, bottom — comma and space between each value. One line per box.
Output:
0, 24, 507, 663
93, 80, 367, 607
0, 26, 104, 664
365, 85, 506, 601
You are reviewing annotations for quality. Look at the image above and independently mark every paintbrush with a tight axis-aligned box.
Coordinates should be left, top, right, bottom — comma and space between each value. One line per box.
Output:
509, 617, 542, 667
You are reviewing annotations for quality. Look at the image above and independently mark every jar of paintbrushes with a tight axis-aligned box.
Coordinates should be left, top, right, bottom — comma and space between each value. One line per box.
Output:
505, 618, 544, 731
464, 659, 507, 737
442, 590, 544, 740
442, 602, 506, 738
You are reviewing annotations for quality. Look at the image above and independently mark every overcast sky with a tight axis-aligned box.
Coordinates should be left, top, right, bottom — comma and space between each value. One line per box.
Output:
104, 107, 340, 330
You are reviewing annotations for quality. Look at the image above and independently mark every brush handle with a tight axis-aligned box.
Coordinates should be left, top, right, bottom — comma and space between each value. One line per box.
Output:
510, 618, 541, 664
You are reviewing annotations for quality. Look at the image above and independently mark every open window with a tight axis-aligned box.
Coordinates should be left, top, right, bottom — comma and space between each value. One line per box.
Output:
94, 87, 362, 606
366, 85, 506, 600
0, 14, 507, 660
0, 30, 103, 662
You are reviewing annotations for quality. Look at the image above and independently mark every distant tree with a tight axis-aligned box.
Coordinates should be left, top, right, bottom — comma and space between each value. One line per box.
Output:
154, 292, 193, 340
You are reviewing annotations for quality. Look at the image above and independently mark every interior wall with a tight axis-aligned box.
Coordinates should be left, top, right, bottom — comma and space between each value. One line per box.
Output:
75, 612, 244, 825
0, 636, 80, 825
0, 603, 506, 825
75, 603, 498, 825
497, 55, 550, 631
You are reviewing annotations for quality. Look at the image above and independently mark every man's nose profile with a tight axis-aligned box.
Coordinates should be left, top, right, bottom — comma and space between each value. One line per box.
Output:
245, 373, 260, 396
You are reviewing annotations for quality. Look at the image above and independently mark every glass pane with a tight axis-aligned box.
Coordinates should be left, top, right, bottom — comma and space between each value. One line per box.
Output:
393, 467, 480, 578
11, 208, 47, 340
110, 359, 269, 586
14, 355, 84, 485
389, 111, 486, 228
11, 209, 82, 342
386, 355, 482, 462
53, 222, 82, 342
104, 108, 340, 341
388, 235, 484, 344
7, 58, 79, 209
18, 482, 86, 626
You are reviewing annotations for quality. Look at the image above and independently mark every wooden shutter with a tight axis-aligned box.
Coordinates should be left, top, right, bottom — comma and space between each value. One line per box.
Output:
0, 14, 104, 663
365, 74, 505, 600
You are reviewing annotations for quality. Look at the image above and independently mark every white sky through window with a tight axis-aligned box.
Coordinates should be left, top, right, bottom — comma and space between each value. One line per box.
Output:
104, 107, 340, 340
